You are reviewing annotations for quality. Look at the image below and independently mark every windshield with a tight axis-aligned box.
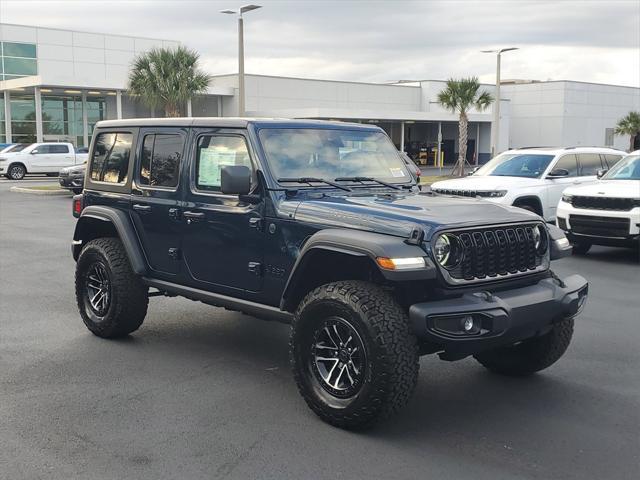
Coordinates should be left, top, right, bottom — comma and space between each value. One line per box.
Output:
474, 153, 555, 178
1, 144, 29, 153
603, 154, 640, 180
258, 128, 412, 185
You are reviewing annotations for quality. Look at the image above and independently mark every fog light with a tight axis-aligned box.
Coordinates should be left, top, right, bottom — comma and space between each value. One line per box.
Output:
462, 315, 474, 332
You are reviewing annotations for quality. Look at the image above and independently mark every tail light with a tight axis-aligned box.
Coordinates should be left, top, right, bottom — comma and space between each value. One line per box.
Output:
72, 194, 83, 218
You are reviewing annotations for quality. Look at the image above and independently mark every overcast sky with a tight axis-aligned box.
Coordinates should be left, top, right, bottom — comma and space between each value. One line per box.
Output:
1, 0, 639, 86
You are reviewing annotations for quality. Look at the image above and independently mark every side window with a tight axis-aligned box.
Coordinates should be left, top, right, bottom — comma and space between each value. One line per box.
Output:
577, 153, 603, 176
89, 132, 132, 184
604, 154, 623, 169
34, 145, 51, 154
553, 154, 578, 177
195, 135, 252, 192
139, 133, 184, 188
50, 144, 70, 154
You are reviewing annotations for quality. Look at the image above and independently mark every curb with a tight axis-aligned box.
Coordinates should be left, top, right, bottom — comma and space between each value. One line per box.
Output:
10, 186, 72, 196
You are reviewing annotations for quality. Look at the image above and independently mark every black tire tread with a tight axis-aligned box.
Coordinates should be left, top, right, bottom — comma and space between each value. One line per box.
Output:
75, 237, 148, 338
291, 280, 419, 429
474, 318, 574, 376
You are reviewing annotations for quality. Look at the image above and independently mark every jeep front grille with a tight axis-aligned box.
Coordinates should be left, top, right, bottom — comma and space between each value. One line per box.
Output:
436, 223, 548, 285
570, 196, 637, 211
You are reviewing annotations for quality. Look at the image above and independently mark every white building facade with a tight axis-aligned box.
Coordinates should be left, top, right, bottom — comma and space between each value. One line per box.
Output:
2, 22, 639, 163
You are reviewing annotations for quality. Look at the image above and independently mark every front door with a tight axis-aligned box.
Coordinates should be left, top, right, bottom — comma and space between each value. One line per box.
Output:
181, 130, 264, 294
130, 128, 187, 276
546, 153, 579, 218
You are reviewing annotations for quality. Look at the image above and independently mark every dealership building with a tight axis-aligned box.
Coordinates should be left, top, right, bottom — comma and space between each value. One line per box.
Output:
2, 22, 639, 163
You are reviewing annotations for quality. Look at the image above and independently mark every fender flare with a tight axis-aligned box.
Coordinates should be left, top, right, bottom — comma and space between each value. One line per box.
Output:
512, 195, 544, 216
280, 228, 436, 311
72, 205, 147, 275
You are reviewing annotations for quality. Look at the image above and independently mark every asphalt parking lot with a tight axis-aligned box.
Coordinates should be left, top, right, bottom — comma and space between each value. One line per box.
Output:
1, 178, 638, 480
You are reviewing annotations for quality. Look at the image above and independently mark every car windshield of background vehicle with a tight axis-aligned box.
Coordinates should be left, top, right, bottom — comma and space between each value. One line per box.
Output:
1, 144, 30, 153
474, 153, 555, 178
258, 128, 411, 185
603, 154, 640, 180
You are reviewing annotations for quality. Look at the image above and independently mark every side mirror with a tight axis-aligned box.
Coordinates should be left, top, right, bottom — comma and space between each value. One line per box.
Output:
31, 149, 39, 154
596, 168, 608, 179
221, 165, 251, 195
468, 167, 479, 176
547, 168, 569, 178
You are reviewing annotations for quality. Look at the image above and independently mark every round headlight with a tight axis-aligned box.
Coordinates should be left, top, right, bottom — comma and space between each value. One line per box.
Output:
434, 234, 463, 269
533, 224, 548, 254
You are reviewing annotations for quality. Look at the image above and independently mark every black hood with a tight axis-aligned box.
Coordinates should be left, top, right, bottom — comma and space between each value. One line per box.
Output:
288, 190, 540, 240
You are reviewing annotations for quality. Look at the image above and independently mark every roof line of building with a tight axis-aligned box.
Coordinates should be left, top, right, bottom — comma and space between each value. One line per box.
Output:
209, 72, 422, 88
0, 22, 180, 44
501, 79, 640, 90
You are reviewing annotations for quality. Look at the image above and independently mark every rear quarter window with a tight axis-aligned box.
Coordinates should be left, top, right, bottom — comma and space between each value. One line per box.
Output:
89, 132, 133, 184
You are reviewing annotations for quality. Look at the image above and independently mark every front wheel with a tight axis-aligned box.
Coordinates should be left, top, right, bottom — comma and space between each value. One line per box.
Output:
75, 237, 149, 338
7, 163, 26, 180
474, 318, 574, 376
290, 281, 419, 429
572, 241, 591, 255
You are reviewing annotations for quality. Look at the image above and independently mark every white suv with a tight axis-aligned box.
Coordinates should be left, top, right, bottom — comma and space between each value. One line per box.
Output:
431, 147, 625, 221
556, 151, 640, 253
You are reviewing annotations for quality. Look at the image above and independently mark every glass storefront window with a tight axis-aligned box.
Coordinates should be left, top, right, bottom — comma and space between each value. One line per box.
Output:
10, 95, 36, 143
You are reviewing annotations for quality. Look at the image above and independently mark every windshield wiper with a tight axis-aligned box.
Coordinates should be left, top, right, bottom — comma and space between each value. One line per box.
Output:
335, 176, 402, 190
278, 177, 352, 192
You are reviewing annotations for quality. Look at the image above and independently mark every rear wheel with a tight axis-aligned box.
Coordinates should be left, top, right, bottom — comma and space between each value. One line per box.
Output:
474, 318, 574, 376
7, 163, 26, 180
75, 237, 148, 338
290, 281, 419, 429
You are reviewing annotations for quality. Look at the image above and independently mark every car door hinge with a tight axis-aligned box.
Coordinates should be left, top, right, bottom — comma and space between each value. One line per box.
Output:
248, 262, 262, 276
249, 217, 263, 231
168, 248, 181, 260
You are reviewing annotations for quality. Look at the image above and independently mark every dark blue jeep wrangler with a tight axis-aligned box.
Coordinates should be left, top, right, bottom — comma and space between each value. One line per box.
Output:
71, 118, 588, 429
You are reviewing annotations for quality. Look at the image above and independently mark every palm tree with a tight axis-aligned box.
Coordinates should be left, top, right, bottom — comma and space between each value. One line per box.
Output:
128, 46, 211, 117
615, 111, 640, 152
437, 77, 494, 176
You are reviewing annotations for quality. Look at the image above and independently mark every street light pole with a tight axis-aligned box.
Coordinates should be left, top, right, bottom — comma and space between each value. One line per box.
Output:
221, 4, 262, 117
482, 47, 518, 158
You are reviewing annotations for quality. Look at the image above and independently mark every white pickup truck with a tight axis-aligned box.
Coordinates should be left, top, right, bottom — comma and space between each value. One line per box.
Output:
0, 142, 89, 180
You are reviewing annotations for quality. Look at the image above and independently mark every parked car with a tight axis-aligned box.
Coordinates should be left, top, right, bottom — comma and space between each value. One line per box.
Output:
71, 118, 586, 429
0, 142, 89, 180
431, 147, 625, 221
556, 150, 640, 253
59, 162, 86, 194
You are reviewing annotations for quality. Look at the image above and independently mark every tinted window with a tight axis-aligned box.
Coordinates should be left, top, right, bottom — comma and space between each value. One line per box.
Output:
604, 154, 623, 169
553, 154, 578, 177
195, 135, 252, 192
139, 134, 184, 188
577, 153, 603, 176
50, 144, 70, 154
34, 145, 51, 154
89, 132, 132, 184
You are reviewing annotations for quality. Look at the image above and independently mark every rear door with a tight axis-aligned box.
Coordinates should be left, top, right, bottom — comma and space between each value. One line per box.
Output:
49, 144, 74, 170
130, 128, 187, 277
180, 128, 264, 295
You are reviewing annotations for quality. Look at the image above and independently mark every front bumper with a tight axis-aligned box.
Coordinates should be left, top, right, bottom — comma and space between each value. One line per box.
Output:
59, 176, 84, 189
409, 274, 588, 357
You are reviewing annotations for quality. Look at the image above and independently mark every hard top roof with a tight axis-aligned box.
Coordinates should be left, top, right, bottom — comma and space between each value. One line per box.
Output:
96, 117, 381, 131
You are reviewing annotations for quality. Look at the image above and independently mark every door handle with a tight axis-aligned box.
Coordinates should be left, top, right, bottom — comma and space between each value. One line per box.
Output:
183, 211, 205, 224
133, 204, 152, 213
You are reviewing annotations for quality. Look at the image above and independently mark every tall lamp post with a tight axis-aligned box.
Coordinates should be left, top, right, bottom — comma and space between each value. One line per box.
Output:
221, 4, 262, 116
482, 47, 518, 157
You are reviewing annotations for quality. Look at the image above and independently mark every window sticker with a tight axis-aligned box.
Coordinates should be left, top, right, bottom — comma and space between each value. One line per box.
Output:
389, 167, 406, 177
198, 148, 237, 186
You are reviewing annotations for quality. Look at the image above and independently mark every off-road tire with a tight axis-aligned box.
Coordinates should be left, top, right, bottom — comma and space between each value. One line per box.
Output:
572, 241, 591, 255
75, 237, 148, 338
7, 163, 26, 180
290, 281, 419, 429
474, 318, 574, 376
